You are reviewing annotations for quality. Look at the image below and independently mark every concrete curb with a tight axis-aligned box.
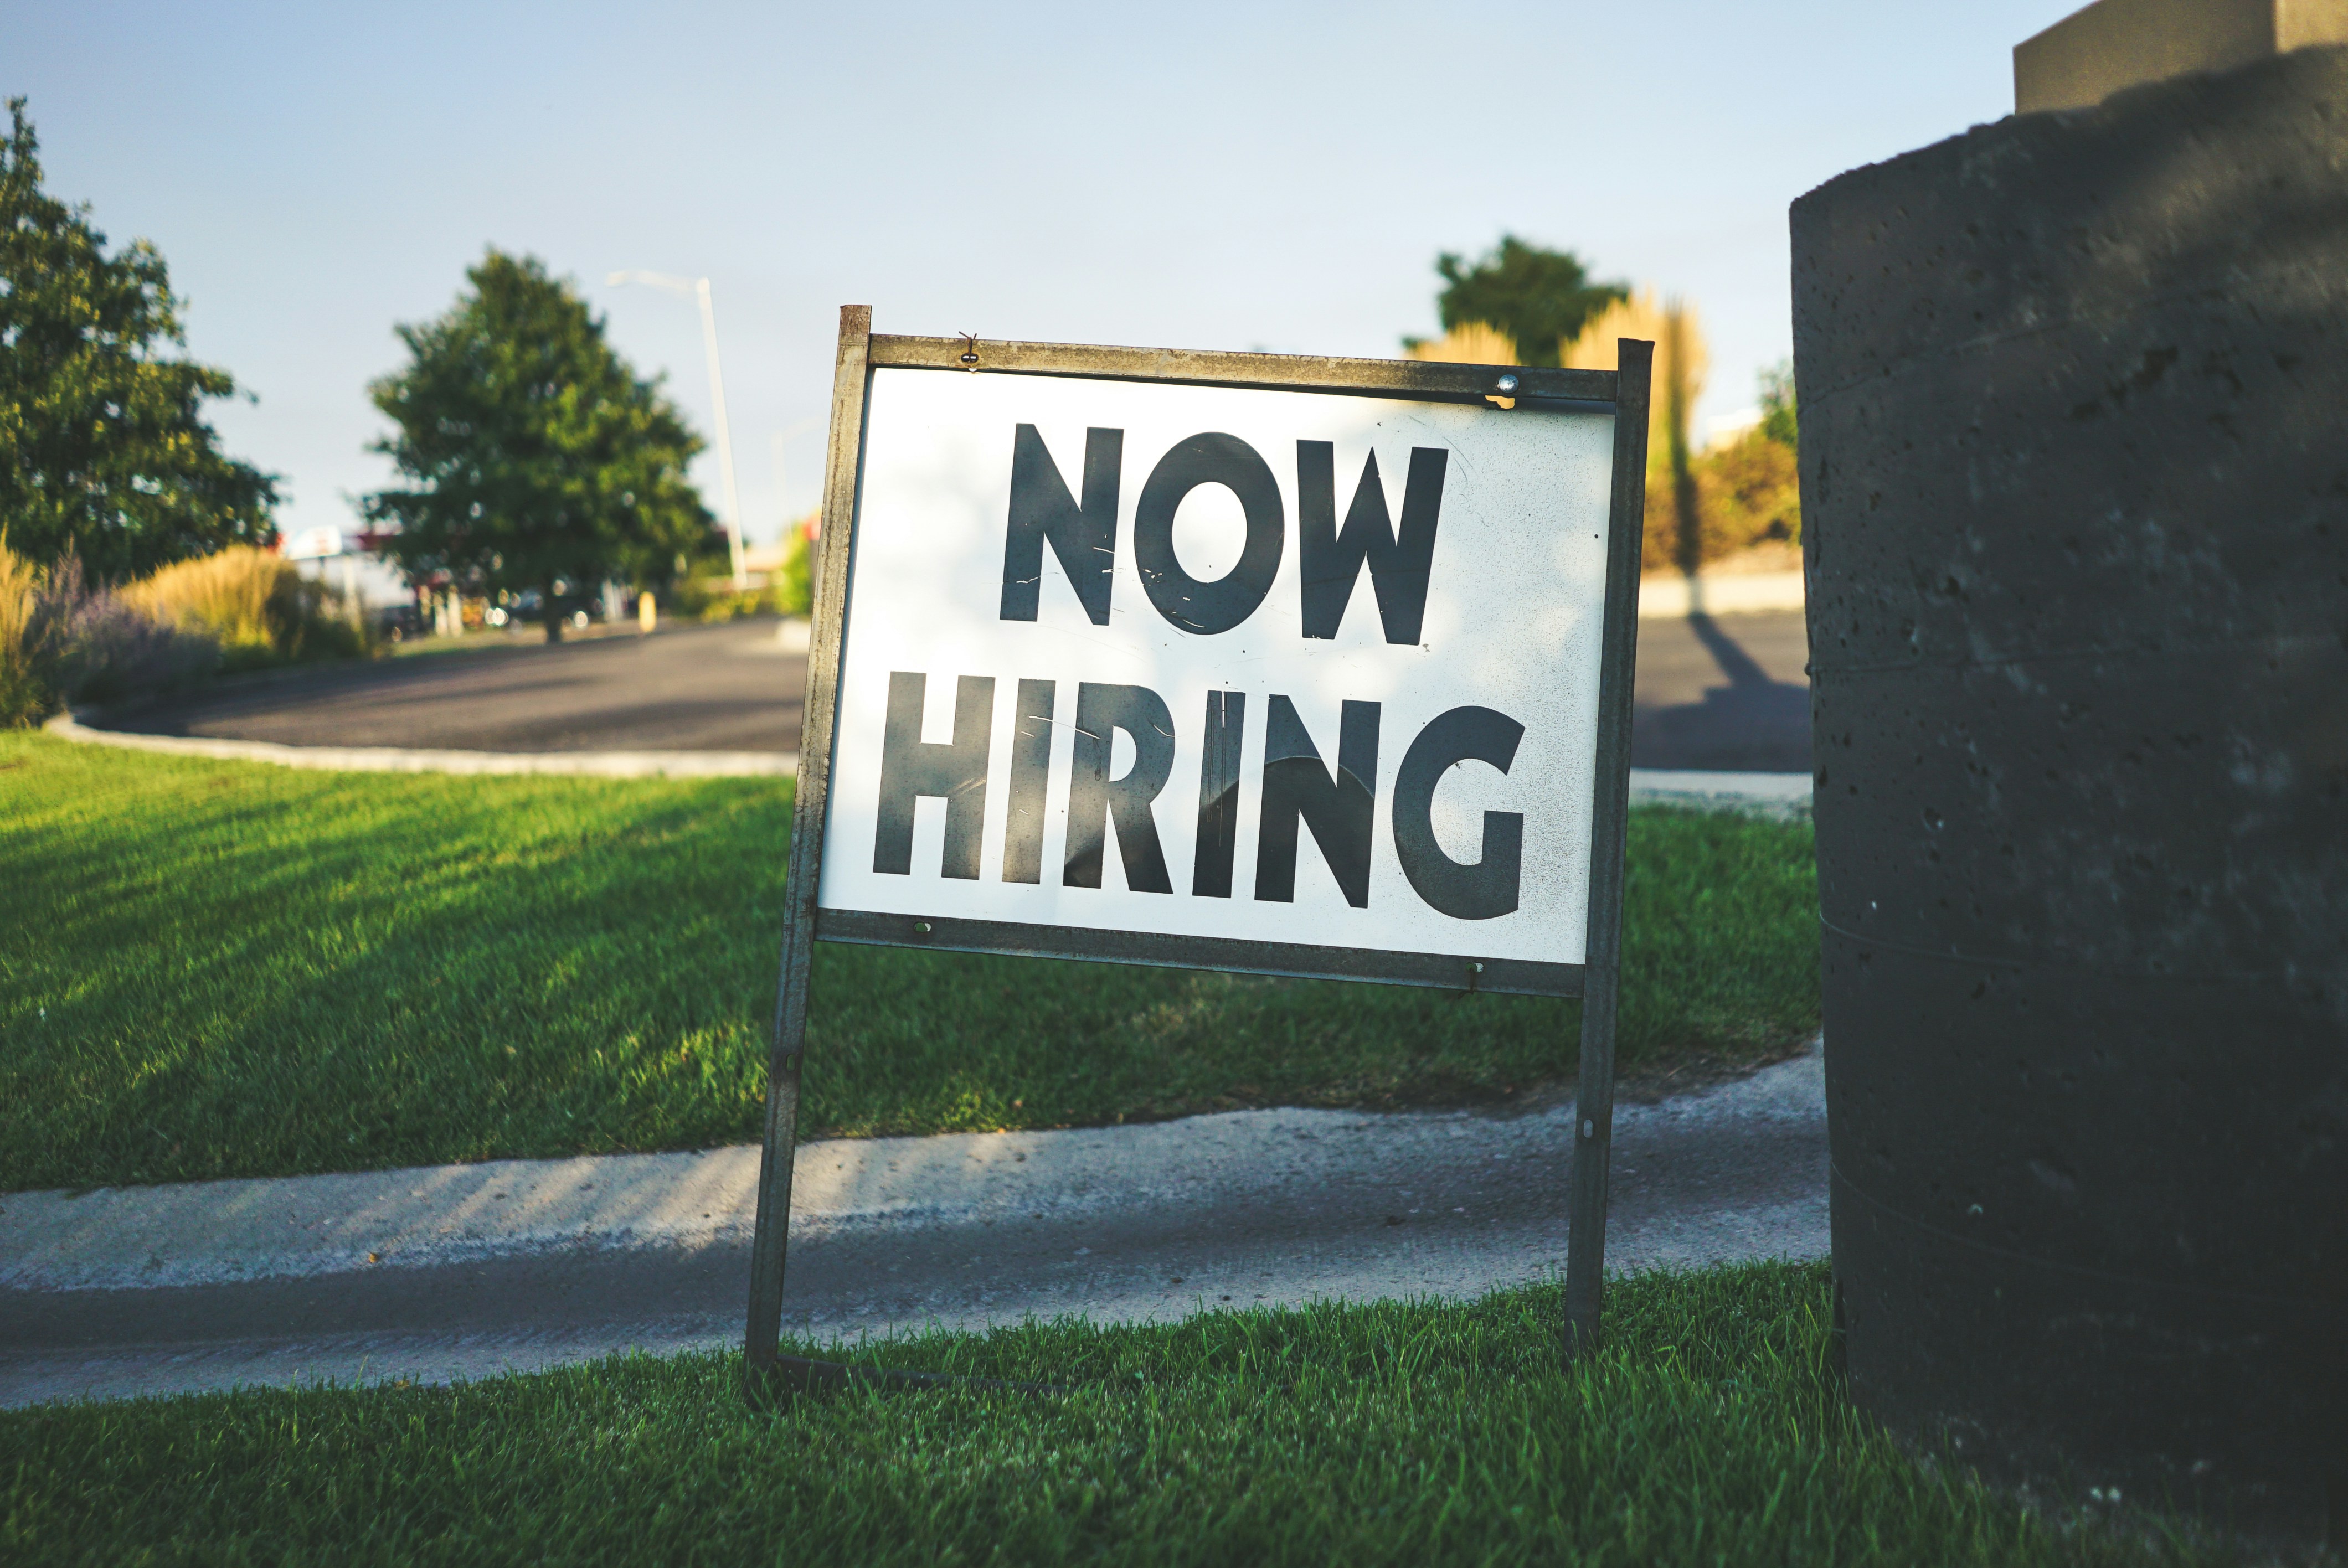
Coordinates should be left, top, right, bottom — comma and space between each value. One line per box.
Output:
41, 713, 1805, 811
42, 710, 797, 780
2, 1145, 764, 1295
1635, 571, 1806, 618
0, 1045, 1827, 1405
0, 1048, 1827, 1294
1628, 768, 1814, 818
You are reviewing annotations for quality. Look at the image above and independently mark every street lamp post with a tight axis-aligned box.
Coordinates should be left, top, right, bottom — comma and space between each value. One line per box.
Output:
608, 270, 749, 590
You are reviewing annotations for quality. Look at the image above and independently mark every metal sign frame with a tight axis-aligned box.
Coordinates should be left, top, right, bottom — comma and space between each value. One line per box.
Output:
745, 307, 1652, 1391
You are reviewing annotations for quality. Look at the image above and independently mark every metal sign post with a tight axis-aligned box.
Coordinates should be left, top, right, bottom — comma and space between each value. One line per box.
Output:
746, 308, 1651, 1391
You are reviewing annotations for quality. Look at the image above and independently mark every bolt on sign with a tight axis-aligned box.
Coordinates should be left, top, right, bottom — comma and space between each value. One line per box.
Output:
747, 308, 1653, 1395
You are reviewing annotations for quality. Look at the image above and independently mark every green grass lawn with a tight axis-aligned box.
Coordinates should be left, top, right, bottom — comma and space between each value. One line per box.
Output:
0, 733, 1820, 1191
0, 1264, 2227, 1567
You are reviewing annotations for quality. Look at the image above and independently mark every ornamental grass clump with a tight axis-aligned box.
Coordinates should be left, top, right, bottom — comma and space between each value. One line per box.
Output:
1562, 295, 1801, 570
44, 554, 220, 703
0, 538, 217, 725
1402, 320, 1520, 366
121, 544, 369, 669
0, 538, 51, 725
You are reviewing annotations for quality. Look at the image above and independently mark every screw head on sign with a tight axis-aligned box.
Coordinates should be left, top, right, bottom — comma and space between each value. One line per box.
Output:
1496, 374, 1519, 394
914, 921, 932, 934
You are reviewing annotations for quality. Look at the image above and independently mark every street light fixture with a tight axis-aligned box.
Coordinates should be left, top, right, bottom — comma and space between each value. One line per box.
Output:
607, 269, 748, 590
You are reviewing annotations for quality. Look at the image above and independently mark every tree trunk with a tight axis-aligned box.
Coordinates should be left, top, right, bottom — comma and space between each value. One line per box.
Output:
543, 592, 564, 643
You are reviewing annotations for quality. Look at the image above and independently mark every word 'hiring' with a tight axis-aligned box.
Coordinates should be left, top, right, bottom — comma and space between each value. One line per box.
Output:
873, 673, 1526, 920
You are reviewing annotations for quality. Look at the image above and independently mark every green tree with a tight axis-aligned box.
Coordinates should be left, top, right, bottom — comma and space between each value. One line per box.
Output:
1433, 236, 1629, 368
1758, 359, 1798, 450
0, 99, 278, 584
364, 250, 713, 641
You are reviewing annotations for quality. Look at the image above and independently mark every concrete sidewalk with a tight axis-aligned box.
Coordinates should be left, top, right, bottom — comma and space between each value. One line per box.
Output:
42, 710, 798, 778
0, 1041, 1826, 1407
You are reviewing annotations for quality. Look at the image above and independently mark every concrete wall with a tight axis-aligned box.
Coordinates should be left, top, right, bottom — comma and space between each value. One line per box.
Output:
2016, 0, 2348, 111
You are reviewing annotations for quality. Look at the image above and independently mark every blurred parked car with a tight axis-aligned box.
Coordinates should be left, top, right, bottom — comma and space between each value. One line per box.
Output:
486, 589, 605, 631
374, 603, 425, 642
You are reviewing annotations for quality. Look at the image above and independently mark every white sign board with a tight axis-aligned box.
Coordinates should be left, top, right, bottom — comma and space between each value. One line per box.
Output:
282, 527, 344, 561
813, 368, 1619, 984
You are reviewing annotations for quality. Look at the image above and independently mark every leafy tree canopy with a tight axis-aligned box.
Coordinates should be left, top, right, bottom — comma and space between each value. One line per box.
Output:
0, 99, 278, 584
363, 250, 714, 638
1759, 360, 1798, 450
1434, 236, 1629, 369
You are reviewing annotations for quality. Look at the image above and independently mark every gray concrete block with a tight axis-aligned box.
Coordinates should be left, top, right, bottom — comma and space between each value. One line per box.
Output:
1793, 42, 2348, 1545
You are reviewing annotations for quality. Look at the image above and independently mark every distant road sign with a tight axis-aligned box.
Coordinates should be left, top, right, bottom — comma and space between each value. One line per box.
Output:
282, 527, 344, 561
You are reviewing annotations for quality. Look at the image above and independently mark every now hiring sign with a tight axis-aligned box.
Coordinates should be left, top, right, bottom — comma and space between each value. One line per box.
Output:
748, 324, 1649, 1385
811, 366, 1621, 989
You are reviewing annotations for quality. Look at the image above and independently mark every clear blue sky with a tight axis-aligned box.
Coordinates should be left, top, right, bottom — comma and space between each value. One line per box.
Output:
8, 0, 2077, 547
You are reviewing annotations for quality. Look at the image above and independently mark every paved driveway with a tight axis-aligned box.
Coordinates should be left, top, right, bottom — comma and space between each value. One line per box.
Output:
105, 619, 806, 754
98, 611, 1812, 772
1631, 611, 1812, 772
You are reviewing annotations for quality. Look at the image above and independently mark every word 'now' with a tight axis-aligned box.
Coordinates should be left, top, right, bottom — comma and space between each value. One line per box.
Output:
1000, 426, 1450, 642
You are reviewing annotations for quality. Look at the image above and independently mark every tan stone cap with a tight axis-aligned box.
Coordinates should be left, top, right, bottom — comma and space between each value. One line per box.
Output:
2016, 0, 2348, 112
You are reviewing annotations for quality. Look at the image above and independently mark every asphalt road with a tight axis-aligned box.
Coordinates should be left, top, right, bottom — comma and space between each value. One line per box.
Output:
100, 610, 1812, 772
106, 620, 808, 754
1630, 611, 1812, 773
